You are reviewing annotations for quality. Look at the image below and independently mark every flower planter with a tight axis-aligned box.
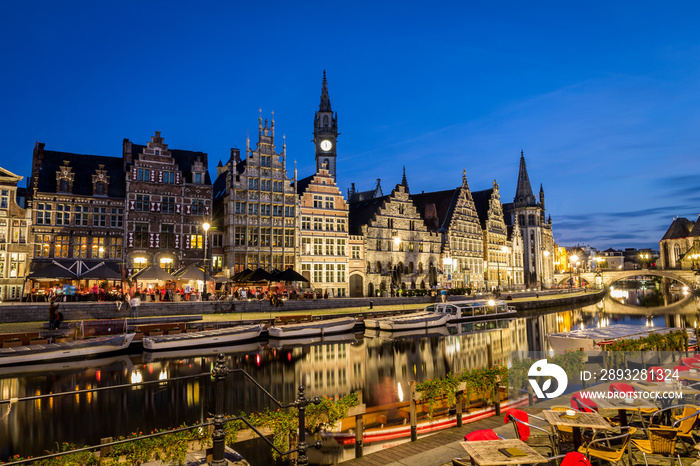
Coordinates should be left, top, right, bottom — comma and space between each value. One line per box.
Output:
167, 329, 181, 335
148, 330, 163, 336
2, 340, 22, 348
30, 339, 49, 345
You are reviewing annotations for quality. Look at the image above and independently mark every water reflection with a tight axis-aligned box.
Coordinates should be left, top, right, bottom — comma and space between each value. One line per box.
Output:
609, 275, 687, 307
2, 296, 699, 462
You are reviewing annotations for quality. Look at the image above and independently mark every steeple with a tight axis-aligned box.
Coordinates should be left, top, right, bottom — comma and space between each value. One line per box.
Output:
400, 166, 410, 193
319, 70, 332, 112
514, 150, 536, 206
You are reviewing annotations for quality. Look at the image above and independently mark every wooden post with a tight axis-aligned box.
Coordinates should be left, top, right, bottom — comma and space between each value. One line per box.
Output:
456, 391, 463, 427
99, 437, 113, 458
410, 381, 418, 442
355, 392, 364, 458
493, 386, 501, 416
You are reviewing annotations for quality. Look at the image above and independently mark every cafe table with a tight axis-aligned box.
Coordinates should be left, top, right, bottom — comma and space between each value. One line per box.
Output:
459, 439, 548, 466
594, 394, 656, 427
542, 409, 611, 450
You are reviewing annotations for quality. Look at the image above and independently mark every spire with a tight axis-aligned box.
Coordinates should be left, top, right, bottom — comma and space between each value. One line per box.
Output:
462, 168, 470, 192
400, 166, 410, 193
514, 150, 535, 205
319, 70, 332, 112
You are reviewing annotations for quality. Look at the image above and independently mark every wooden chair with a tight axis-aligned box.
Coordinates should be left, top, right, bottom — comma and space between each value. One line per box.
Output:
649, 404, 700, 454
631, 427, 682, 466
578, 427, 636, 466
505, 409, 557, 455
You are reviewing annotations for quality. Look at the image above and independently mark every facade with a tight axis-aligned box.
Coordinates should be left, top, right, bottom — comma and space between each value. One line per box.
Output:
0, 168, 32, 300
348, 234, 365, 297
28, 143, 125, 281
411, 170, 485, 290
659, 216, 700, 270
350, 182, 442, 297
213, 115, 297, 276
122, 132, 212, 276
472, 181, 512, 292
297, 166, 349, 297
503, 152, 555, 289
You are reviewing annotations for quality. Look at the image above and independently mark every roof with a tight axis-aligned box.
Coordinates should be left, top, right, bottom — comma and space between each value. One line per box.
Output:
348, 195, 389, 235
689, 215, 700, 237
32, 148, 125, 198
129, 143, 212, 185
295, 174, 314, 195
410, 188, 459, 232
661, 217, 695, 240
470, 188, 494, 230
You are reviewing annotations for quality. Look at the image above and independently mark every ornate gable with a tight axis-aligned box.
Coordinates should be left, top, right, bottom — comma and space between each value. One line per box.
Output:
56, 160, 74, 193
92, 164, 110, 196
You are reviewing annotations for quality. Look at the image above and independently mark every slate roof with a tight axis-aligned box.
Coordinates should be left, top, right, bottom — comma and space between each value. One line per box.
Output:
295, 174, 314, 195
470, 188, 494, 230
212, 170, 228, 201
410, 188, 459, 232
348, 195, 389, 235
661, 217, 695, 240
689, 215, 700, 237
128, 144, 212, 185
33, 149, 125, 198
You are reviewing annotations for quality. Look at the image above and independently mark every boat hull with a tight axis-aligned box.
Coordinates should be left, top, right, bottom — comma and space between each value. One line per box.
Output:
378, 313, 450, 331
0, 333, 136, 366
267, 317, 357, 338
143, 325, 263, 351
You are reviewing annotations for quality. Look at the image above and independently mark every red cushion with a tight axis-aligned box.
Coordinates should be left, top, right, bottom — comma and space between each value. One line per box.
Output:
571, 392, 598, 412
503, 409, 530, 441
674, 366, 690, 372
464, 429, 500, 441
560, 452, 592, 466
647, 367, 665, 382
609, 382, 635, 396
681, 357, 699, 367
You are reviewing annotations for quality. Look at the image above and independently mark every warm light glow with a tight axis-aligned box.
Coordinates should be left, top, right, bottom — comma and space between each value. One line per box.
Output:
160, 257, 173, 264
393, 237, 401, 246
397, 382, 404, 402
203, 222, 210, 232
501, 245, 508, 253
442, 257, 452, 266
130, 370, 143, 384
487, 299, 495, 306
570, 255, 579, 263
134, 257, 147, 264
543, 250, 550, 257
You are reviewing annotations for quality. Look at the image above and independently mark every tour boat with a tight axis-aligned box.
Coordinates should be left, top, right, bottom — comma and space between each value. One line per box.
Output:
378, 312, 450, 331
425, 299, 516, 322
267, 316, 357, 339
142, 324, 263, 351
0, 333, 136, 366
547, 324, 684, 355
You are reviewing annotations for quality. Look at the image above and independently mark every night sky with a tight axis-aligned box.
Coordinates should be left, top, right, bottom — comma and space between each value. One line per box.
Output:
2, 1, 699, 250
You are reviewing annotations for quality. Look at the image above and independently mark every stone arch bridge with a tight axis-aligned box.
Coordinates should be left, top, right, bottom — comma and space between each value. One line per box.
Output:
553, 269, 697, 288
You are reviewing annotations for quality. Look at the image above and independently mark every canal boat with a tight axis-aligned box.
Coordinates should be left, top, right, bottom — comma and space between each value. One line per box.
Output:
547, 324, 683, 355
142, 324, 263, 351
363, 311, 431, 329
425, 299, 516, 322
0, 333, 136, 366
267, 316, 357, 339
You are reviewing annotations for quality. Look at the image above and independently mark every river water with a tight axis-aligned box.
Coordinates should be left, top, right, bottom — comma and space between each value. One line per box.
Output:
1, 295, 699, 464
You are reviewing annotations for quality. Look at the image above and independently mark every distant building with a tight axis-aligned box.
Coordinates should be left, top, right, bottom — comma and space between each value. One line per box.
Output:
659, 215, 700, 270
0, 168, 31, 300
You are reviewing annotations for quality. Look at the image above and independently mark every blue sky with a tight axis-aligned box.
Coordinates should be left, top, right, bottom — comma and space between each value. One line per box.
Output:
2, 1, 699, 250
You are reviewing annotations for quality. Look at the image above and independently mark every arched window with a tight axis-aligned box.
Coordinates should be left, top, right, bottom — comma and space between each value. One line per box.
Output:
418, 262, 423, 274
323, 115, 329, 126
376, 261, 382, 274
409, 262, 414, 274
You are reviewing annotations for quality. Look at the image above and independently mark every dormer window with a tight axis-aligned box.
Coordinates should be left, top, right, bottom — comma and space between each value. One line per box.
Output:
155, 150, 160, 155
59, 178, 70, 193
195, 173, 202, 183
1, 190, 9, 209
95, 181, 106, 196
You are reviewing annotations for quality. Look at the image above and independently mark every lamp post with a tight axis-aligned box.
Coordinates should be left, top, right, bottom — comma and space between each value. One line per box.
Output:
202, 222, 210, 300
639, 252, 650, 269
569, 254, 578, 290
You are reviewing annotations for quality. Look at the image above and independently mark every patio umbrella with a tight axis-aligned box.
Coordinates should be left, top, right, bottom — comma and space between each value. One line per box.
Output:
230, 268, 253, 282
131, 265, 176, 281
173, 263, 216, 282
246, 268, 274, 282
79, 262, 124, 280
272, 268, 309, 282
26, 262, 77, 280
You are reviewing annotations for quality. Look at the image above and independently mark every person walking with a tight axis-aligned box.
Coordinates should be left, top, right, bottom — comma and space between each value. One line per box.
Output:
48, 300, 59, 330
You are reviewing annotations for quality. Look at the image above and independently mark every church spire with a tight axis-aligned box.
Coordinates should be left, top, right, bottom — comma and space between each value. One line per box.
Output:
319, 70, 332, 112
400, 166, 410, 193
514, 150, 535, 205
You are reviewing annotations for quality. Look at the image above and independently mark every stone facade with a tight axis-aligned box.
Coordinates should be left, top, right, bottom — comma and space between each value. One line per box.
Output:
297, 166, 349, 297
0, 168, 32, 300
122, 132, 212, 275
659, 216, 700, 270
348, 235, 365, 297
213, 114, 297, 276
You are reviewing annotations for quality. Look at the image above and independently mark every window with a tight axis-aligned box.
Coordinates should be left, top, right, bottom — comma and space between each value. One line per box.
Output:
325, 218, 334, 231
326, 238, 335, 255
273, 205, 283, 216
325, 196, 334, 209
261, 179, 270, 191
0, 190, 8, 209
314, 238, 323, 255
235, 226, 246, 245
248, 178, 259, 190
313, 217, 322, 230
337, 219, 346, 232
137, 168, 150, 181
313, 195, 323, 208
95, 181, 106, 196
337, 264, 346, 283
302, 216, 311, 230
9, 253, 25, 278
235, 202, 245, 214
351, 245, 360, 259
110, 208, 124, 228
54, 236, 70, 258
36, 203, 52, 225
73, 236, 88, 258
163, 171, 176, 184
35, 235, 51, 257
91, 237, 106, 258
387, 218, 394, 229
528, 214, 536, 226
93, 207, 107, 227
248, 228, 259, 246
261, 204, 271, 216
419, 243, 424, 252
0, 219, 5, 243
261, 155, 271, 167
211, 255, 223, 272
409, 220, 415, 231
301, 238, 311, 254
314, 264, 323, 283
326, 264, 335, 283
162, 196, 176, 214
59, 178, 70, 193
399, 204, 405, 215
337, 239, 346, 256
161, 224, 175, 249
284, 229, 294, 247
273, 228, 283, 247
248, 203, 258, 215
136, 194, 150, 211
192, 225, 205, 249
108, 237, 123, 259
195, 173, 202, 183
192, 199, 205, 215
75, 205, 88, 226
135, 223, 149, 248
285, 206, 294, 217
212, 233, 223, 248
11, 220, 25, 243
409, 242, 414, 252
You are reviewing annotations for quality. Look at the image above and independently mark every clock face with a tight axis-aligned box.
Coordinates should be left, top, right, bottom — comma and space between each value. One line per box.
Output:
320, 139, 332, 151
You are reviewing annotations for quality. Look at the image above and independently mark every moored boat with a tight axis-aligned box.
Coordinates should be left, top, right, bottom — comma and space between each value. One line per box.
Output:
548, 324, 687, 355
363, 311, 431, 329
143, 324, 263, 351
267, 316, 357, 339
378, 312, 450, 331
426, 299, 516, 322
0, 333, 136, 366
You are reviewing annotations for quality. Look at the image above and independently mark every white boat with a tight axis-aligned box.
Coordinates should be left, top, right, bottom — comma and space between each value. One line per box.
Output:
364, 311, 431, 329
378, 312, 450, 331
143, 324, 263, 351
142, 342, 263, 362
267, 316, 357, 339
548, 324, 681, 354
426, 299, 516, 322
0, 333, 136, 366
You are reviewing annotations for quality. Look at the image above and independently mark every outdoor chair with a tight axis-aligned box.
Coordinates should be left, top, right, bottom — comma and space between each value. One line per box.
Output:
672, 366, 690, 374
679, 357, 700, 367
577, 426, 636, 466
631, 427, 682, 466
463, 429, 502, 441
571, 392, 598, 413
504, 409, 557, 455
535, 451, 593, 466
648, 404, 700, 454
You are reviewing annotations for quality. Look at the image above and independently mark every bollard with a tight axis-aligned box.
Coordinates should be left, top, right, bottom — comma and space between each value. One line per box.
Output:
409, 381, 417, 441
493, 387, 500, 416
210, 354, 230, 466
456, 391, 463, 427
369, 300, 373, 309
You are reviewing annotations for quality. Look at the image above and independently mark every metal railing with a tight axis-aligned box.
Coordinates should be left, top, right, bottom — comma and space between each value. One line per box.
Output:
0, 354, 321, 466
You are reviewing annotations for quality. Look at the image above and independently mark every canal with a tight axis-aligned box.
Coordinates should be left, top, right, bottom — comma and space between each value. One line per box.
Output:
1, 294, 699, 464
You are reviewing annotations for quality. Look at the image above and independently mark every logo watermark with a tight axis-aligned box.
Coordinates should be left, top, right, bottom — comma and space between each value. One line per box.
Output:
528, 359, 568, 399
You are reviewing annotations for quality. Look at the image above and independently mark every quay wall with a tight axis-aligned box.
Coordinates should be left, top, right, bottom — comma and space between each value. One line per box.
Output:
0, 290, 605, 324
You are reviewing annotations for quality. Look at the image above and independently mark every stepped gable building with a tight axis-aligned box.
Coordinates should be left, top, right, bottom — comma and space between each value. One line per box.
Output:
411, 169, 485, 290
28, 142, 125, 279
502, 151, 554, 288
296, 164, 349, 297
659, 215, 700, 270
122, 132, 212, 276
349, 176, 441, 297
213, 112, 297, 276
0, 168, 32, 300
314, 71, 339, 180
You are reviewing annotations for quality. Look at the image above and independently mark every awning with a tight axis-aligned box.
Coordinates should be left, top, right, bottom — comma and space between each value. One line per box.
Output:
79, 262, 124, 280
246, 268, 274, 282
131, 266, 176, 281
26, 262, 77, 280
230, 268, 253, 282
272, 268, 309, 282
173, 263, 216, 282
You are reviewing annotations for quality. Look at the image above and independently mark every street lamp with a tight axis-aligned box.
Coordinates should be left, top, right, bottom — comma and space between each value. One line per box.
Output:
569, 254, 578, 290
202, 222, 210, 300
593, 256, 604, 289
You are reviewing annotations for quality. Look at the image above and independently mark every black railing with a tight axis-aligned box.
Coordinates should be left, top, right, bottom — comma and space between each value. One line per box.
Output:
0, 354, 321, 466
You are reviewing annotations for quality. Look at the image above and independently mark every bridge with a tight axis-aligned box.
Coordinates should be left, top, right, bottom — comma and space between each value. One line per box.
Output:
553, 269, 698, 288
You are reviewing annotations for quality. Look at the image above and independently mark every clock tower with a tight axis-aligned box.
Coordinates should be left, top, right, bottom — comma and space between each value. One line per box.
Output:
314, 70, 339, 179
